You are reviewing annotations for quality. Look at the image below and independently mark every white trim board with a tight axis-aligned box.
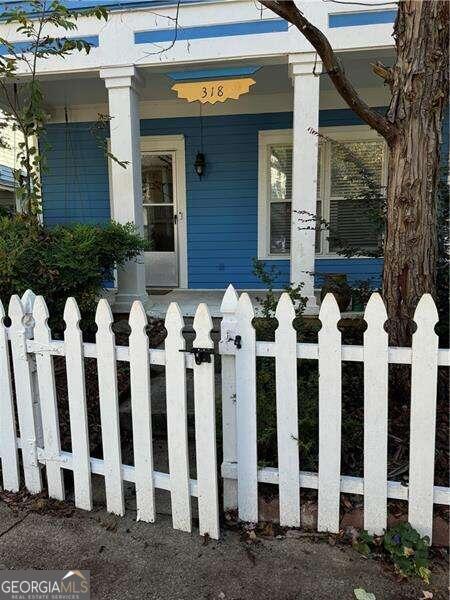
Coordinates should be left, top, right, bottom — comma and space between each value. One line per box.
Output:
48, 87, 389, 124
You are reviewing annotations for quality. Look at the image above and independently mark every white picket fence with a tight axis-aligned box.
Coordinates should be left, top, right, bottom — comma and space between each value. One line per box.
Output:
0, 286, 449, 543
219, 285, 450, 543
0, 291, 219, 539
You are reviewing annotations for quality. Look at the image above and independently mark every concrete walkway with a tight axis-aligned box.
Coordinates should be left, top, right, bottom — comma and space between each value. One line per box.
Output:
0, 501, 447, 600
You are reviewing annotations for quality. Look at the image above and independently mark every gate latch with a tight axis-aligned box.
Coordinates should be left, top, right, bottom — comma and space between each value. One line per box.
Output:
180, 347, 215, 365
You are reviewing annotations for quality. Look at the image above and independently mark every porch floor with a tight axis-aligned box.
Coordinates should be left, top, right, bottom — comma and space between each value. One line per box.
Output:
146, 288, 284, 318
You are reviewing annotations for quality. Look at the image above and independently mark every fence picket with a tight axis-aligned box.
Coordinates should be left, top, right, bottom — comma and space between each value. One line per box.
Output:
317, 293, 342, 533
363, 293, 388, 534
8, 295, 42, 493
235, 293, 258, 523
64, 298, 92, 511
0, 299, 20, 491
21, 290, 43, 448
220, 284, 239, 512
95, 299, 124, 516
33, 296, 65, 501
193, 303, 219, 539
165, 302, 191, 532
275, 293, 300, 527
129, 301, 155, 523
409, 294, 439, 541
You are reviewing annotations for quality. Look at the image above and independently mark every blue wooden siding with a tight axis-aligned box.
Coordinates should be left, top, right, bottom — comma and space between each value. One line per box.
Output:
40, 106, 450, 290
41, 109, 386, 289
41, 122, 111, 225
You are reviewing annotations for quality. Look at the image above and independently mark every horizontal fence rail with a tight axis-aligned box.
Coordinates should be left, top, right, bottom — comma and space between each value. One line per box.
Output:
0, 286, 449, 545
0, 291, 219, 540
219, 285, 450, 542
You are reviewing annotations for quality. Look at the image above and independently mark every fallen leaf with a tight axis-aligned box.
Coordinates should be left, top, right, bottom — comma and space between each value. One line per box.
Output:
354, 588, 376, 600
421, 592, 433, 599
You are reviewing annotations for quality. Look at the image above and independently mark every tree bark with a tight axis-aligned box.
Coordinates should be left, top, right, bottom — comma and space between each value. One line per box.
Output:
383, 0, 448, 346
259, 0, 449, 346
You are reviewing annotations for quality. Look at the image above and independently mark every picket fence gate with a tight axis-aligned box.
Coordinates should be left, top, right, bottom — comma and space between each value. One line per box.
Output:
0, 290, 219, 539
0, 286, 449, 543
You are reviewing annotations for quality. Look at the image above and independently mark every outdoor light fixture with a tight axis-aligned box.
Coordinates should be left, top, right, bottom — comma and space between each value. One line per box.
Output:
194, 152, 205, 178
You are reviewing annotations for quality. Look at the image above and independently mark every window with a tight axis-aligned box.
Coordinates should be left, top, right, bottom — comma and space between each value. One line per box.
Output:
269, 144, 292, 254
258, 127, 387, 259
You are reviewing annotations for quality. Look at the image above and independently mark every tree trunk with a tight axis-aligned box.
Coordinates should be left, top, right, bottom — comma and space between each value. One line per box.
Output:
383, 0, 449, 346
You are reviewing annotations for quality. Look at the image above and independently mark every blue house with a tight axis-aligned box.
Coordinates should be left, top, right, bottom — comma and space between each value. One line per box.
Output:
1, 0, 447, 314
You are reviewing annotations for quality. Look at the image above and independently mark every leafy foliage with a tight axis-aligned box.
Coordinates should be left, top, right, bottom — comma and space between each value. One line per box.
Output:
354, 523, 431, 584
383, 522, 431, 583
0, 214, 146, 331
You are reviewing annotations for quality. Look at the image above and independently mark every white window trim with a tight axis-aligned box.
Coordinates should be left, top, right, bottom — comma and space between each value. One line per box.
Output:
258, 129, 293, 260
258, 125, 388, 261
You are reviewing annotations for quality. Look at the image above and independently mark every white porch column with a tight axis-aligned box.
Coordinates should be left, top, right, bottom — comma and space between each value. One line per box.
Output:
100, 66, 147, 312
289, 54, 322, 311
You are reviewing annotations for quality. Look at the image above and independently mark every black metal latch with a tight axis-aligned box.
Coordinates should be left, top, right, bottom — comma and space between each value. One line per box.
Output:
179, 347, 215, 365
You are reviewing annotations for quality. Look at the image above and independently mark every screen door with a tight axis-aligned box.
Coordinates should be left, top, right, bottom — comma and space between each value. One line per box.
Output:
142, 152, 178, 287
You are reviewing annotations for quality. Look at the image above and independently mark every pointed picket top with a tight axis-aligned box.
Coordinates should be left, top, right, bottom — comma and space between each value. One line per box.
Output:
413, 294, 439, 329
318, 293, 341, 328
193, 303, 213, 348
63, 297, 82, 327
21, 289, 36, 314
275, 292, 296, 324
165, 301, 185, 334
220, 284, 239, 315
0, 298, 5, 320
95, 298, 114, 329
33, 295, 50, 323
236, 292, 255, 320
8, 294, 25, 326
364, 293, 387, 329
129, 300, 148, 334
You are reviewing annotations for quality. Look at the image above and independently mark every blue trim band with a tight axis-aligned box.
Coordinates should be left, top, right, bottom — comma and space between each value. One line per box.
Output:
0, 1, 202, 13
0, 35, 99, 55
329, 9, 397, 28
167, 66, 261, 81
135, 18, 288, 44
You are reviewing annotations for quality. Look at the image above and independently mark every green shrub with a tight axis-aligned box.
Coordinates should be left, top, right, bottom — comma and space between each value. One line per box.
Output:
383, 522, 431, 583
0, 214, 147, 331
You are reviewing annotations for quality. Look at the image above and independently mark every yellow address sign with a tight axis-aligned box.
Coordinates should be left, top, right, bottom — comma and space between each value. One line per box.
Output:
171, 78, 256, 104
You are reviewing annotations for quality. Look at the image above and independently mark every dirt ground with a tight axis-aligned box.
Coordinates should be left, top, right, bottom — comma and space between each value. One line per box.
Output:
0, 499, 447, 600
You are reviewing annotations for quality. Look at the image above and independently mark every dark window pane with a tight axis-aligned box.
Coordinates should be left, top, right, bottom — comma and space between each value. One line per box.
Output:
330, 141, 383, 197
315, 199, 322, 253
329, 197, 380, 252
270, 202, 291, 254
142, 154, 173, 204
144, 205, 174, 252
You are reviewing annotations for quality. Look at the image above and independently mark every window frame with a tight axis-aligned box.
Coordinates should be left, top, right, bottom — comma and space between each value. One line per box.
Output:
257, 126, 388, 260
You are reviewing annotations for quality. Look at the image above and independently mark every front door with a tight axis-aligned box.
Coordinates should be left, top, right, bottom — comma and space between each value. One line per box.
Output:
142, 152, 179, 287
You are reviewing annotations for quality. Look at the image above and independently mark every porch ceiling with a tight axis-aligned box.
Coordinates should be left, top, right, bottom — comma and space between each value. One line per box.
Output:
36, 48, 394, 110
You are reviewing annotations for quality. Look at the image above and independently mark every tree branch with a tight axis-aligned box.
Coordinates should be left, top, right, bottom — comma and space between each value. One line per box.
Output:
258, 0, 398, 145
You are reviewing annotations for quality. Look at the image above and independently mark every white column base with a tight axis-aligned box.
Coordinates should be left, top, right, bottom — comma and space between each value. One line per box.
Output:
113, 291, 149, 314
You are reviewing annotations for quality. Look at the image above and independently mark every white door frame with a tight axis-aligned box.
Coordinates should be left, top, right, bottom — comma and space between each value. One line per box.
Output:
108, 134, 188, 288
141, 135, 188, 288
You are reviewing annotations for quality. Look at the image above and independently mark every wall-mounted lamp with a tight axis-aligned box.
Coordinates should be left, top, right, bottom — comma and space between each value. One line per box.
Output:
194, 152, 205, 178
